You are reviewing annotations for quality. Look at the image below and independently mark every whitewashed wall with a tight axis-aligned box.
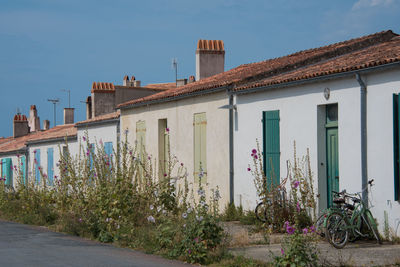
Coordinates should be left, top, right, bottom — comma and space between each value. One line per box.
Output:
120, 91, 230, 208
76, 122, 119, 154
28, 139, 78, 185
234, 68, 400, 233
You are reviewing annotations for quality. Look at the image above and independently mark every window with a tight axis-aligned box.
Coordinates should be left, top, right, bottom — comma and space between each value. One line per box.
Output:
2, 158, 12, 187
393, 94, 400, 200
104, 142, 113, 167
35, 149, 41, 183
158, 119, 168, 177
47, 148, 54, 185
194, 113, 207, 183
263, 110, 280, 186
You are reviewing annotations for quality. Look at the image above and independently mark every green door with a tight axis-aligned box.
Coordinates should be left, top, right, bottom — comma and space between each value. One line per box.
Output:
326, 104, 339, 207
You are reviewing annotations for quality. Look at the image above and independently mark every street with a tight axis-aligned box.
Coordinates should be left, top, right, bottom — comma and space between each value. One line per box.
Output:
0, 219, 192, 267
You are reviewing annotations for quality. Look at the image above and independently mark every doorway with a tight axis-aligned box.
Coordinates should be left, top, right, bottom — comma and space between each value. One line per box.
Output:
325, 104, 339, 207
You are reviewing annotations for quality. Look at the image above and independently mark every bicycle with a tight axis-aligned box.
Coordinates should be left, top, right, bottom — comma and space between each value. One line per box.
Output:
255, 177, 287, 223
325, 179, 382, 249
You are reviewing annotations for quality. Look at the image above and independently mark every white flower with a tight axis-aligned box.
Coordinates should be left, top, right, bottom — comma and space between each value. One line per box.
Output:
200, 200, 206, 206
154, 190, 159, 197
197, 189, 205, 196
162, 210, 167, 215
182, 213, 188, 219
196, 215, 204, 222
149, 205, 154, 210
183, 224, 186, 228
147, 216, 155, 223
187, 207, 193, 213
157, 206, 162, 213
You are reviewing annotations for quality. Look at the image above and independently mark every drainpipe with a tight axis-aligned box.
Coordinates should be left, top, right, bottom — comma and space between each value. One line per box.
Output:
356, 73, 368, 206
229, 94, 234, 204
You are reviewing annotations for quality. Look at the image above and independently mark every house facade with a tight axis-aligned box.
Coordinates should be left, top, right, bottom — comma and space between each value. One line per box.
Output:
232, 31, 400, 232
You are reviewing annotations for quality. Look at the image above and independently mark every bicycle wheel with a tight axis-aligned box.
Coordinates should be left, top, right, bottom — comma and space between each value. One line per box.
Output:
364, 210, 382, 244
255, 202, 267, 222
314, 212, 327, 237
325, 212, 349, 249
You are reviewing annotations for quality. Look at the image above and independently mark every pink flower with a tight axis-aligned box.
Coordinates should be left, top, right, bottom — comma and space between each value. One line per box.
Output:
254, 155, 258, 159
164, 173, 167, 177
188, 249, 191, 254
180, 163, 184, 166
293, 180, 300, 188
247, 167, 251, 172
303, 228, 308, 234
252, 149, 257, 154
82, 136, 86, 141
286, 225, 295, 235
309, 225, 316, 233
33, 150, 37, 154
296, 202, 301, 212
281, 248, 285, 255
166, 128, 170, 132
194, 237, 199, 243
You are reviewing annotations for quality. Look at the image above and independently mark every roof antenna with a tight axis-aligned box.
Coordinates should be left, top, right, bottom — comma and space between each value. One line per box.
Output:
47, 98, 60, 127
172, 58, 178, 86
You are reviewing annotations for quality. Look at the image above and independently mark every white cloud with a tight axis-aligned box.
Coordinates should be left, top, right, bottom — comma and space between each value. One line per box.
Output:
352, 0, 394, 10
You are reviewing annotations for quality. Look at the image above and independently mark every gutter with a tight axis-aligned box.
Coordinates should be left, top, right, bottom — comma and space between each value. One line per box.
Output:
75, 117, 120, 128
234, 61, 400, 96
0, 148, 27, 157
356, 73, 368, 206
119, 86, 228, 110
229, 93, 234, 204
26, 135, 77, 146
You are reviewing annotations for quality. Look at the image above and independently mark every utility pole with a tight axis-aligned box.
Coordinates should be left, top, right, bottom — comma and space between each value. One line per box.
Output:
47, 98, 59, 127
61, 89, 71, 108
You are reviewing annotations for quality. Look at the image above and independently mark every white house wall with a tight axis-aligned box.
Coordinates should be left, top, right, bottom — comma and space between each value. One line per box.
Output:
120, 91, 230, 208
0, 154, 25, 188
77, 122, 118, 155
28, 139, 78, 185
365, 68, 400, 235
234, 68, 400, 233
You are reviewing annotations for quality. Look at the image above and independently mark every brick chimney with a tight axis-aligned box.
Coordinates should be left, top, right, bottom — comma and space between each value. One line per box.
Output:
122, 75, 141, 87
43, 120, 50, 130
28, 105, 40, 132
196, 40, 225, 81
63, 108, 74, 124
13, 114, 29, 138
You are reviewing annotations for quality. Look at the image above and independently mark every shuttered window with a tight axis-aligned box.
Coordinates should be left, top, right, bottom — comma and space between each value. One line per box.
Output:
263, 110, 280, 186
136, 121, 146, 162
47, 148, 54, 185
2, 158, 12, 187
393, 94, 400, 200
104, 142, 113, 167
21, 155, 26, 185
35, 149, 41, 183
194, 113, 207, 183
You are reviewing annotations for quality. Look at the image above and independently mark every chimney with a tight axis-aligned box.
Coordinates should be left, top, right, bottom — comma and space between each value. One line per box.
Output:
189, 75, 196, 83
64, 108, 74, 124
176, 78, 188, 87
123, 75, 129, 86
13, 114, 29, 138
28, 105, 40, 132
43, 120, 50, 130
196, 40, 225, 81
86, 96, 92, 120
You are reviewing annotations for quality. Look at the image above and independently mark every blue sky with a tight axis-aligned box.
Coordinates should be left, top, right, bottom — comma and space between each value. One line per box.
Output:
0, 0, 399, 137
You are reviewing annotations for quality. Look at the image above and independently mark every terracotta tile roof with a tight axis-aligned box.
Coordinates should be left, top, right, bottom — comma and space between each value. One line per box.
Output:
0, 124, 77, 154
0, 137, 12, 145
75, 111, 120, 126
235, 36, 400, 91
144, 82, 177, 90
91, 82, 115, 93
118, 30, 397, 108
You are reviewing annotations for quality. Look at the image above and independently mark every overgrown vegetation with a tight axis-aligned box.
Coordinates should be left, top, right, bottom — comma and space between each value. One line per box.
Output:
0, 133, 225, 265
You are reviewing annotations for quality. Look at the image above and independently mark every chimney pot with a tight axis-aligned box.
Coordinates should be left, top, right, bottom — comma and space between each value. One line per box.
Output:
43, 120, 50, 130
64, 108, 75, 124
196, 39, 225, 81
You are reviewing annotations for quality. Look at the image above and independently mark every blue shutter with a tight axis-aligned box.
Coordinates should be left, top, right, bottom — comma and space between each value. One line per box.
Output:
89, 143, 94, 170
21, 155, 26, 185
263, 110, 280, 187
47, 148, 54, 185
35, 149, 41, 183
104, 142, 113, 166
4, 158, 12, 187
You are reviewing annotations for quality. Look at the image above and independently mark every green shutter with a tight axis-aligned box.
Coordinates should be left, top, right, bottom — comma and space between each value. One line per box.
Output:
35, 149, 41, 183
194, 113, 207, 183
4, 158, 13, 187
21, 155, 26, 185
47, 148, 54, 185
394, 94, 400, 201
136, 121, 146, 162
263, 110, 280, 187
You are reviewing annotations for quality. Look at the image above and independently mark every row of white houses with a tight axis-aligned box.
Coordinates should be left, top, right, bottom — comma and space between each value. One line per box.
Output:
1, 30, 400, 234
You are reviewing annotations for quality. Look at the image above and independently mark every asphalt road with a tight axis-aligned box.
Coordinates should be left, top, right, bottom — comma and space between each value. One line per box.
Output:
0, 219, 192, 267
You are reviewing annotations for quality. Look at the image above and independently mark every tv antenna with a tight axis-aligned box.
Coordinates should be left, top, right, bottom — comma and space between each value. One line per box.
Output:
16, 107, 21, 115
47, 98, 60, 127
172, 58, 178, 85
61, 89, 71, 108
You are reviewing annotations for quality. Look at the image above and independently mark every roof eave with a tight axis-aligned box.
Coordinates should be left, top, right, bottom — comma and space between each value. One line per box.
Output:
233, 61, 400, 95
119, 85, 229, 110
0, 148, 28, 157
75, 118, 120, 128
26, 135, 77, 146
